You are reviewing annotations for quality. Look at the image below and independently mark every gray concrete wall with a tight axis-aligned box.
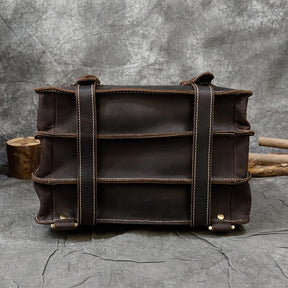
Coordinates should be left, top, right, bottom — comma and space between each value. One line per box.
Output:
1, 0, 287, 165
0, 2, 288, 287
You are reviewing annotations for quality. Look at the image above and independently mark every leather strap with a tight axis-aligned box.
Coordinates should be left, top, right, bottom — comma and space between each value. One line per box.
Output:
51, 219, 78, 230
75, 76, 99, 226
210, 222, 234, 233
190, 82, 215, 227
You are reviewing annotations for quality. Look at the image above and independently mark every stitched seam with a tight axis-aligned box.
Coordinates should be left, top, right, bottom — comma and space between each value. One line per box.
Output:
35, 215, 189, 224
96, 219, 189, 223
33, 166, 40, 177
52, 185, 54, 223
94, 90, 194, 95
206, 84, 214, 226
95, 84, 98, 225
51, 133, 54, 222
35, 216, 248, 225
37, 89, 194, 95
191, 83, 199, 226
100, 177, 192, 181
76, 85, 82, 225
35, 215, 53, 224
210, 85, 215, 224
211, 218, 248, 223
91, 84, 96, 226
230, 185, 233, 220
54, 217, 75, 221
32, 175, 252, 183
213, 176, 250, 180
34, 130, 255, 138
36, 88, 252, 97
32, 174, 251, 181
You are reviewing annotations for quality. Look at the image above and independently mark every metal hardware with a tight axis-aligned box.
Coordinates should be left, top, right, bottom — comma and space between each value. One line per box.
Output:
217, 214, 225, 220
50, 222, 78, 229
208, 223, 235, 232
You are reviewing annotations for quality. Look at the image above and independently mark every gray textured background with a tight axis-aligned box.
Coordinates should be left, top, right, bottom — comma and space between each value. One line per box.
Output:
0, 1, 287, 287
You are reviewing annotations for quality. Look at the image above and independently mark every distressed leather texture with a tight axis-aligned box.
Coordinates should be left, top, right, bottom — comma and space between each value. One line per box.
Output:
32, 72, 254, 232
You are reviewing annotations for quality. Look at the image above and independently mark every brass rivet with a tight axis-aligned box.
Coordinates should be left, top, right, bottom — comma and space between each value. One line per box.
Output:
60, 214, 67, 219
208, 226, 213, 231
217, 214, 225, 220
231, 225, 235, 230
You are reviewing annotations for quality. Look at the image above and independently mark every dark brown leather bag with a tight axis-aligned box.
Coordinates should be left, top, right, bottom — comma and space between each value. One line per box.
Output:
32, 72, 254, 232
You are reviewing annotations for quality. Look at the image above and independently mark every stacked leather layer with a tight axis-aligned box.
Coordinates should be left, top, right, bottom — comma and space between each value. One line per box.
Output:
33, 83, 254, 228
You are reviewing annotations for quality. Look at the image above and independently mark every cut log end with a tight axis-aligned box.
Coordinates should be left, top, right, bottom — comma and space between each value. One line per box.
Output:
6, 137, 41, 179
7, 136, 40, 147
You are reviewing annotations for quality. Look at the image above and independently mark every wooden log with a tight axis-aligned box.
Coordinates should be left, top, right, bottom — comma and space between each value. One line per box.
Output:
248, 164, 288, 177
248, 153, 288, 177
6, 137, 41, 179
259, 137, 288, 149
249, 152, 288, 165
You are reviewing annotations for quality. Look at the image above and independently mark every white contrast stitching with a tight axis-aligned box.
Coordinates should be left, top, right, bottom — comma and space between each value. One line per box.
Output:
32, 174, 252, 184
35, 215, 250, 225
76, 84, 82, 225
100, 177, 189, 181
96, 218, 189, 223
206, 85, 214, 226
191, 83, 199, 226
91, 84, 96, 226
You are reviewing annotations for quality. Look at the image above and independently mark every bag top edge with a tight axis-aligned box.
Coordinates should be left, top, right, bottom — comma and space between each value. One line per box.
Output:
34, 85, 253, 96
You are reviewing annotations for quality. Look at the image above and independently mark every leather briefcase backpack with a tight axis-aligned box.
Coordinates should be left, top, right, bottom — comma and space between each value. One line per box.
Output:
32, 72, 254, 233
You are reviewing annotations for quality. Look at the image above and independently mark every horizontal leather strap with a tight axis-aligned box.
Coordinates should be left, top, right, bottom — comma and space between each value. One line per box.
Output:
32, 172, 252, 185
35, 129, 255, 139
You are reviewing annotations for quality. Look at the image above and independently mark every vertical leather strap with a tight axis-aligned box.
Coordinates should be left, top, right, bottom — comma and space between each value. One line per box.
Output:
190, 82, 215, 227
75, 75, 100, 227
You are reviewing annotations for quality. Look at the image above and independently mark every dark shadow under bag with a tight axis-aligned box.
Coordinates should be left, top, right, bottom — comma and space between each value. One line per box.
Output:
32, 72, 254, 233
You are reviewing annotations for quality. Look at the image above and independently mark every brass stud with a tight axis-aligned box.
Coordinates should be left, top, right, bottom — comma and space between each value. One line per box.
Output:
50, 222, 78, 229
217, 214, 225, 220
231, 225, 235, 230
60, 214, 67, 219
208, 226, 213, 231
